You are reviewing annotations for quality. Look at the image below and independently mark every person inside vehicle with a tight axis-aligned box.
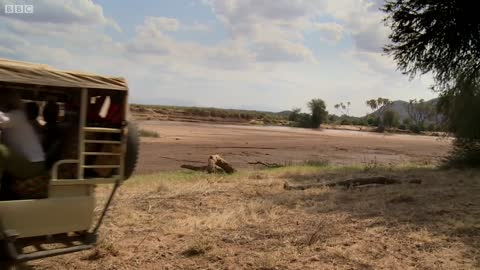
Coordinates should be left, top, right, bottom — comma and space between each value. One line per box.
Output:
56, 109, 80, 179
42, 100, 61, 168
25, 101, 43, 137
0, 91, 46, 182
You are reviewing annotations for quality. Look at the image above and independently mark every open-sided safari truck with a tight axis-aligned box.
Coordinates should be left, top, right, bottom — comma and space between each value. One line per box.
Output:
0, 59, 139, 267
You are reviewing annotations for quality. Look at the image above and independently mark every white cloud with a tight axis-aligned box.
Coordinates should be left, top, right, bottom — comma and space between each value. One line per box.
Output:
126, 17, 254, 70
205, 0, 317, 63
253, 40, 315, 63
142, 17, 181, 32
313, 22, 344, 43
323, 0, 389, 50
0, 0, 120, 30
0, 0, 437, 116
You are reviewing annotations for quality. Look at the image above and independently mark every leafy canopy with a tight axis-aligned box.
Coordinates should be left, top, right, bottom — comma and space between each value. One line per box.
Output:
383, 0, 480, 90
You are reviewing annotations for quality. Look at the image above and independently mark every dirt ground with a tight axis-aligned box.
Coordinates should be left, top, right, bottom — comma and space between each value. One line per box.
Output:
23, 121, 475, 270
137, 121, 451, 174
30, 167, 480, 270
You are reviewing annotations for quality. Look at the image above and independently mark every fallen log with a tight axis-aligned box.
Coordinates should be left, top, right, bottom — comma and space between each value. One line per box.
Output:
248, 161, 284, 168
284, 176, 422, 190
180, 164, 208, 171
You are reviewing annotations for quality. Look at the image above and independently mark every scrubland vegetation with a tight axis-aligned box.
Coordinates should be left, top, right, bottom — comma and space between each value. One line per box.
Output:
33, 164, 480, 269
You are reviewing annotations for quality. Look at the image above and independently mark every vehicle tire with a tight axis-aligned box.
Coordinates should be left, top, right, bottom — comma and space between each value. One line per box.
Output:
124, 122, 139, 179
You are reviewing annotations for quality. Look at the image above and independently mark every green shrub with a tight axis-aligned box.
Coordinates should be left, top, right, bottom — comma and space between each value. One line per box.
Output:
409, 124, 422, 134
308, 99, 328, 128
295, 113, 313, 128
444, 139, 480, 168
403, 118, 412, 126
383, 110, 399, 127
340, 119, 351, 125
367, 116, 380, 127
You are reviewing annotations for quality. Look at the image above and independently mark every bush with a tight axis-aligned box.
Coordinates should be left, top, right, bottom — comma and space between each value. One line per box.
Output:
340, 119, 351, 125
327, 114, 339, 123
288, 108, 301, 122
383, 110, 399, 127
367, 116, 380, 127
295, 113, 313, 128
437, 78, 480, 168
307, 99, 328, 128
409, 124, 422, 134
444, 138, 480, 168
427, 123, 436, 131
398, 124, 407, 130
403, 118, 412, 126
262, 115, 273, 124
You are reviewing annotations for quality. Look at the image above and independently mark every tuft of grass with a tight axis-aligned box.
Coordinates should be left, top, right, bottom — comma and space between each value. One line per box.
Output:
388, 194, 415, 204
303, 159, 330, 167
138, 129, 160, 138
182, 238, 214, 257
82, 241, 119, 261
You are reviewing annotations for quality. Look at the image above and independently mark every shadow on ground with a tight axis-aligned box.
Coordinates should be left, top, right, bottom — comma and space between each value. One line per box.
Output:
266, 167, 480, 269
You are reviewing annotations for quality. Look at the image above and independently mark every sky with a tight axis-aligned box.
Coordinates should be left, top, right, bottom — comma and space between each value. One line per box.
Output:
0, 0, 437, 116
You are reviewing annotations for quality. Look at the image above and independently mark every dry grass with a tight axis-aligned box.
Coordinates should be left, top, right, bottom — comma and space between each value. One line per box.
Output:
138, 129, 160, 138
30, 165, 480, 269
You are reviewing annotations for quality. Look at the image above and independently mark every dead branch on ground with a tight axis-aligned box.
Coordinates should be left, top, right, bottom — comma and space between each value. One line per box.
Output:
284, 176, 422, 190
248, 161, 284, 168
180, 165, 208, 171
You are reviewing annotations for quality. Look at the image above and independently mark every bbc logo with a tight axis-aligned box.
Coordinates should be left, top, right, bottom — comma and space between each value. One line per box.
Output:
4, 4, 34, 14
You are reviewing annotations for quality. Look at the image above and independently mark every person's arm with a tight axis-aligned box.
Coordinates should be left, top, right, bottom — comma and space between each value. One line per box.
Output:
0, 111, 11, 128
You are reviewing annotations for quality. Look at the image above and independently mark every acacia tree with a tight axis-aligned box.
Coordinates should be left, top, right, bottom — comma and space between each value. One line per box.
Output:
288, 107, 301, 122
334, 101, 351, 116
383, 0, 480, 165
366, 98, 391, 114
366, 98, 392, 129
407, 99, 433, 128
308, 99, 328, 128
366, 99, 378, 113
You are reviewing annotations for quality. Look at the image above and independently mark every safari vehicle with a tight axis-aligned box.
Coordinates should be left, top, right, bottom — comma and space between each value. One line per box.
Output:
0, 59, 139, 267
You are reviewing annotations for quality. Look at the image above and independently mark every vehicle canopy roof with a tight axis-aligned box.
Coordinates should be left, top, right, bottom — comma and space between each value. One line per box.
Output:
0, 58, 128, 91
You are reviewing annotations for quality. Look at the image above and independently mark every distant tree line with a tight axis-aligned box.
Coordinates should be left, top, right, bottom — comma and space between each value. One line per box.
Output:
288, 97, 443, 133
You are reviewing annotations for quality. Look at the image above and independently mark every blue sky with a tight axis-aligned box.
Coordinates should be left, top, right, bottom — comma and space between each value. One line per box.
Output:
0, 0, 437, 116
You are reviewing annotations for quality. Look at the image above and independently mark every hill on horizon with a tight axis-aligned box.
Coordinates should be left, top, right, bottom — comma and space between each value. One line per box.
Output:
370, 98, 440, 123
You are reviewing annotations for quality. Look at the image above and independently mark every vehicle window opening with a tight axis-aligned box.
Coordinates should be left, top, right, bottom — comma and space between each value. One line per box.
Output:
0, 87, 126, 201
0, 88, 72, 200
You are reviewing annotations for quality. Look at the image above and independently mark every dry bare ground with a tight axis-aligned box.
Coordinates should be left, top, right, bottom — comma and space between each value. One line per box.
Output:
30, 165, 480, 270
137, 121, 451, 173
